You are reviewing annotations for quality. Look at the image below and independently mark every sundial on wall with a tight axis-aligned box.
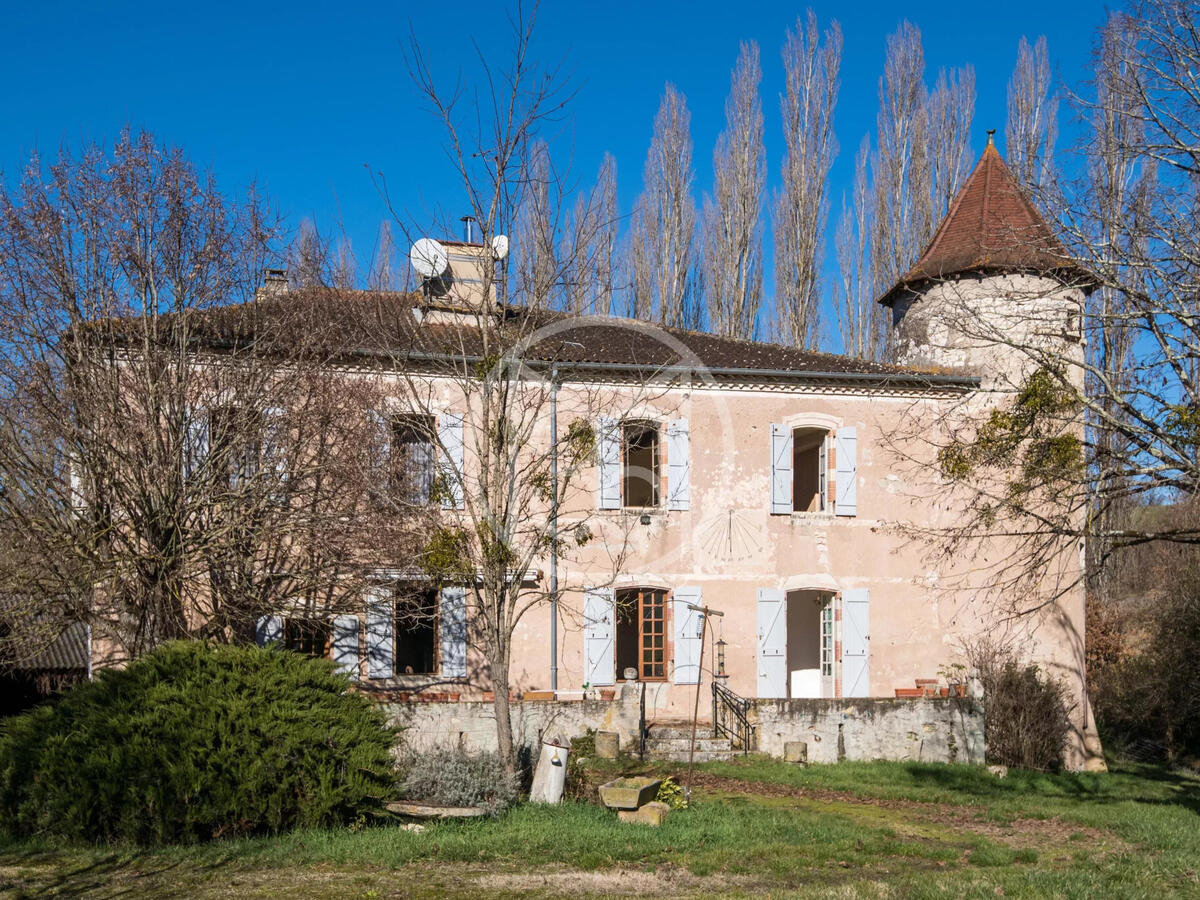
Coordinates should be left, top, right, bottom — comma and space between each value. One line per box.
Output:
696, 509, 764, 563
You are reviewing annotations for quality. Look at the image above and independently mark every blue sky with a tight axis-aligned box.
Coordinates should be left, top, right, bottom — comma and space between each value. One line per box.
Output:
1, 1, 1108, 340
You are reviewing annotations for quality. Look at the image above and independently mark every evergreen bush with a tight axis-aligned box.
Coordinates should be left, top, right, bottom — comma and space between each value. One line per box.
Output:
0, 641, 396, 845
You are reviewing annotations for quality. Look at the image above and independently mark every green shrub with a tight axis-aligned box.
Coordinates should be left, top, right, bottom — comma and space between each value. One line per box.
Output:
655, 777, 689, 810
0, 641, 396, 845
401, 749, 520, 815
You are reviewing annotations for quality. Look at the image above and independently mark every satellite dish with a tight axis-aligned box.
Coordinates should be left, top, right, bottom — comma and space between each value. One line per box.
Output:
491, 234, 510, 260
409, 238, 449, 278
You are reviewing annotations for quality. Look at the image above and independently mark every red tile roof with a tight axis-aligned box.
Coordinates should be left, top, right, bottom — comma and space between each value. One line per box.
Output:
879, 139, 1094, 306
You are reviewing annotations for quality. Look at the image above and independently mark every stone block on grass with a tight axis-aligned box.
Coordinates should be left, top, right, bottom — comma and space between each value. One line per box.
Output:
617, 801, 670, 826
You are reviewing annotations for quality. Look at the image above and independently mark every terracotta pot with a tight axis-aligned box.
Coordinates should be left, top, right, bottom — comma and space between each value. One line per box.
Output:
599, 689, 616, 701
939, 687, 950, 698
953, 684, 967, 698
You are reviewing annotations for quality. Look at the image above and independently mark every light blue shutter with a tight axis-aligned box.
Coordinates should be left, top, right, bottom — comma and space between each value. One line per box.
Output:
263, 407, 288, 498
331, 615, 360, 677
756, 588, 787, 698
770, 424, 792, 514
842, 588, 870, 697
596, 416, 620, 510
439, 412, 465, 510
673, 586, 703, 684
369, 409, 390, 495
366, 586, 394, 679
667, 419, 690, 511
440, 586, 467, 678
836, 427, 858, 517
184, 405, 210, 481
255, 615, 283, 646
584, 586, 615, 685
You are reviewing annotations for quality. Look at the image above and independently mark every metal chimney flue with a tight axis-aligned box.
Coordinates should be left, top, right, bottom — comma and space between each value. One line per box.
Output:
460, 215, 476, 244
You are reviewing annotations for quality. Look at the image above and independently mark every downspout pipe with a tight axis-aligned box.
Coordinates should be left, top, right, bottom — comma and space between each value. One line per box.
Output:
549, 363, 559, 693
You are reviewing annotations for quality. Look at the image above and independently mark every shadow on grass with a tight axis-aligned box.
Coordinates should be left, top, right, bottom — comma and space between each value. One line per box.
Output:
0, 845, 245, 899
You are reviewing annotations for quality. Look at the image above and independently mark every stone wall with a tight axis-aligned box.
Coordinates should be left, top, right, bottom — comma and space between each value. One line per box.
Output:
380, 689, 984, 766
383, 685, 642, 758
749, 697, 984, 765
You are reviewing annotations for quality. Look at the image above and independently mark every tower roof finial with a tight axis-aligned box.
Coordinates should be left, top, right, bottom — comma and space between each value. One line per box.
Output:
986, 128, 996, 147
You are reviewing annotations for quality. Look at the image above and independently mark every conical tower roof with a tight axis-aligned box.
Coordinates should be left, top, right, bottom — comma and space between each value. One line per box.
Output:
879, 134, 1094, 306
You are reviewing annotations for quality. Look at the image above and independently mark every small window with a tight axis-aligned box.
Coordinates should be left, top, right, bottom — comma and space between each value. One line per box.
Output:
793, 427, 828, 513
392, 414, 436, 505
615, 587, 667, 681
284, 618, 330, 659
395, 585, 437, 675
622, 421, 659, 508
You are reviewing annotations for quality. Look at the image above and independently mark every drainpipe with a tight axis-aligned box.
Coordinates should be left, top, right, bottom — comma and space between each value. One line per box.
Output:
549, 363, 559, 693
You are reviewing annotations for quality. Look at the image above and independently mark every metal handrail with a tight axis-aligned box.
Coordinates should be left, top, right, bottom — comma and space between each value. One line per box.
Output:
712, 678, 755, 753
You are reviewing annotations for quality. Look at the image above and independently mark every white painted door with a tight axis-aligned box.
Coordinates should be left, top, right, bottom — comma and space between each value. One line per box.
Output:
584, 587, 615, 686
756, 588, 787, 698
842, 588, 870, 697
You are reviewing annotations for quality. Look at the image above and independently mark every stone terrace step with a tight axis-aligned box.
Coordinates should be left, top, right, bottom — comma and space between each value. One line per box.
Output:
643, 733, 735, 762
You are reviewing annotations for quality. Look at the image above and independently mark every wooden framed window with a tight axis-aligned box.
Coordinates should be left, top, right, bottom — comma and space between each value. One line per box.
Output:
793, 427, 828, 513
615, 587, 668, 681
622, 421, 660, 508
284, 618, 330, 659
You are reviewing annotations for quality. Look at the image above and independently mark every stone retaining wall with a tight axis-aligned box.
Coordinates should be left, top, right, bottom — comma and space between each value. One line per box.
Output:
382, 685, 642, 758
380, 689, 984, 766
749, 697, 984, 765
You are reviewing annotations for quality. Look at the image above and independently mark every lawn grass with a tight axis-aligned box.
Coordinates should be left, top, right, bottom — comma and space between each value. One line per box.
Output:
0, 758, 1196, 898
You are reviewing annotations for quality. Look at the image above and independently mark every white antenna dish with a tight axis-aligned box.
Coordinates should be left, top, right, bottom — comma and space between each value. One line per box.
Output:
409, 238, 449, 278
491, 234, 510, 260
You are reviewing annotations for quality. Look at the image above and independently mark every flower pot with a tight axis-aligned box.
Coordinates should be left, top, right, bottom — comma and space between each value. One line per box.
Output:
939, 687, 950, 698
599, 689, 616, 701
953, 684, 967, 698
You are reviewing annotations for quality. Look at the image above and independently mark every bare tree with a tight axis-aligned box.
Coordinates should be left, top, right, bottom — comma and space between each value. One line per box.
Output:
925, 65, 976, 223
393, 8, 662, 773
562, 154, 618, 315
702, 41, 765, 339
871, 21, 930, 301
1006, 36, 1059, 193
631, 84, 697, 328
368, 220, 398, 291
835, 137, 888, 360
0, 131, 382, 665
773, 12, 842, 348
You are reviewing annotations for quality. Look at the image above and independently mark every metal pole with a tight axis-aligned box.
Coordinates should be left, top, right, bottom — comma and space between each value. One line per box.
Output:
549, 364, 559, 693
685, 610, 708, 800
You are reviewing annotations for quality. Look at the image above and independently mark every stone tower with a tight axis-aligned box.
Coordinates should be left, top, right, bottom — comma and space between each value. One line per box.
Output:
878, 133, 1094, 392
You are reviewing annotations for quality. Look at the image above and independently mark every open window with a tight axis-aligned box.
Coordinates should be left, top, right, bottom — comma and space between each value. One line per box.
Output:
391, 414, 435, 505
395, 584, 438, 675
615, 587, 668, 681
622, 420, 660, 508
792, 427, 828, 513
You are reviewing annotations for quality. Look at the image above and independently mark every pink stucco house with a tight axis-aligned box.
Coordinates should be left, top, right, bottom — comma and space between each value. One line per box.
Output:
92, 141, 1102, 769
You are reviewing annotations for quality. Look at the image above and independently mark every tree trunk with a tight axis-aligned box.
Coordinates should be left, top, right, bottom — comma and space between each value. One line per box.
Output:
490, 660, 517, 774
